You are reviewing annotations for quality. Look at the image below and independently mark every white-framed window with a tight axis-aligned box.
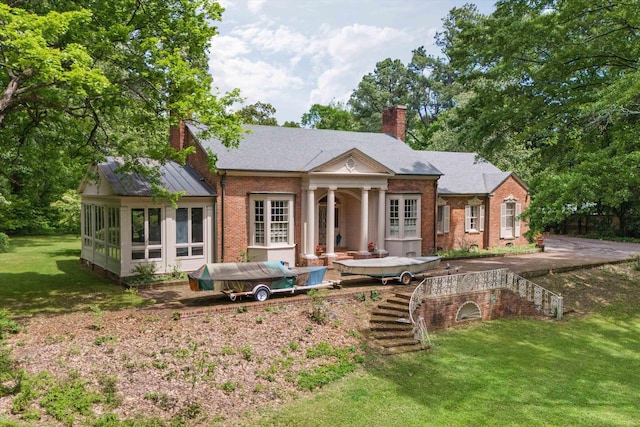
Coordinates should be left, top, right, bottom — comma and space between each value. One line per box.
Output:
500, 199, 521, 239
176, 207, 205, 258
437, 202, 450, 234
82, 203, 93, 248
388, 195, 421, 238
250, 195, 294, 246
464, 198, 485, 233
94, 205, 105, 255
131, 207, 162, 260
107, 207, 121, 260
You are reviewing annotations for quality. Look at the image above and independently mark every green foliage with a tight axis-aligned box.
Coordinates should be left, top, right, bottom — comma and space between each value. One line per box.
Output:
297, 342, 361, 391
50, 190, 81, 234
437, 1, 640, 235
236, 101, 279, 125
308, 289, 330, 325
0, 233, 9, 253
131, 263, 157, 282
301, 101, 357, 131
220, 381, 239, 394
40, 374, 102, 426
0, 1, 243, 235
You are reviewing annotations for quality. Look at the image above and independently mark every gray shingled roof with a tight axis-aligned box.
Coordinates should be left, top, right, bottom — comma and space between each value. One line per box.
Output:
187, 123, 442, 176
99, 157, 215, 197
186, 123, 523, 195
416, 151, 513, 194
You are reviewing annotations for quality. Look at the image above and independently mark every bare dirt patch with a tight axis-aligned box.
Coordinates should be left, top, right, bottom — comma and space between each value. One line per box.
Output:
1, 288, 382, 426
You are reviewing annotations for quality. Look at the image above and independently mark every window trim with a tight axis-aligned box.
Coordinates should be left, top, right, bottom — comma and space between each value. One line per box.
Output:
500, 201, 521, 239
249, 195, 295, 247
131, 207, 163, 261
175, 206, 205, 259
464, 198, 485, 233
387, 194, 421, 239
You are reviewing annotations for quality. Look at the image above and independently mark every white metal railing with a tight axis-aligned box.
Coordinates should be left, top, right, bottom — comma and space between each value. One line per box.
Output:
409, 269, 563, 334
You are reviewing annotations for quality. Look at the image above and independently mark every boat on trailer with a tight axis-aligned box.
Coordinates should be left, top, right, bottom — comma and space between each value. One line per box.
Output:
332, 256, 441, 285
188, 261, 339, 302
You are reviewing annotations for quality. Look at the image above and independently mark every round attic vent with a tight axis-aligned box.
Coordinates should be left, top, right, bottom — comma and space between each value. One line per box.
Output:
456, 301, 482, 321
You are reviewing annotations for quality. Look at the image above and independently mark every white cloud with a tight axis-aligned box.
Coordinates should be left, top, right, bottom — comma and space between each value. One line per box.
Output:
209, 56, 304, 102
247, 0, 267, 14
209, 35, 250, 59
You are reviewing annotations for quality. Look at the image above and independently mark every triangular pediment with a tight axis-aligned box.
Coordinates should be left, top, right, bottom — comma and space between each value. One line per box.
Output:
310, 148, 394, 175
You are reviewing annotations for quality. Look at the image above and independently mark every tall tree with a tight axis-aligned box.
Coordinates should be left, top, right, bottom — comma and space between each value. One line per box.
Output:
0, 1, 242, 233
235, 101, 278, 126
440, 0, 640, 235
301, 101, 357, 130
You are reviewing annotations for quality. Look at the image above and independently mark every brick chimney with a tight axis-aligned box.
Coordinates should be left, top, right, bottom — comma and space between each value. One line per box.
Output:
169, 113, 185, 151
382, 105, 407, 142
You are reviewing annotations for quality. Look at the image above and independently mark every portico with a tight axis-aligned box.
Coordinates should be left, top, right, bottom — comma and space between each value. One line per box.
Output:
302, 174, 390, 265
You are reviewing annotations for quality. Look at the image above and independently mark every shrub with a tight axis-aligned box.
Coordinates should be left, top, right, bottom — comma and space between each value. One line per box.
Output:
0, 232, 9, 253
130, 263, 157, 282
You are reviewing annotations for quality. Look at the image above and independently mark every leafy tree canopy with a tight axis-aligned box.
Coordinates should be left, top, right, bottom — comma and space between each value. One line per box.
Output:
235, 101, 278, 126
301, 101, 357, 131
0, 0, 242, 233
438, 0, 640, 235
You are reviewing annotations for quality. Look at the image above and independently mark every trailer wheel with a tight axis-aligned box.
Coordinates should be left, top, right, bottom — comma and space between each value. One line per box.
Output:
253, 286, 270, 302
400, 272, 413, 285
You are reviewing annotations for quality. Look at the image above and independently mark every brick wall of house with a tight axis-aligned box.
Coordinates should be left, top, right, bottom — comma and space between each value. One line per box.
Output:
418, 288, 539, 330
436, 196, 487, 251
488, 176, 530, 248
387, 178, 437, 255
220, 176, 302, 263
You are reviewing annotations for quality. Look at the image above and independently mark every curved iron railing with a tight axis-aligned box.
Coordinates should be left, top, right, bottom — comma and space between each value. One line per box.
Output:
408, 269, 564, 340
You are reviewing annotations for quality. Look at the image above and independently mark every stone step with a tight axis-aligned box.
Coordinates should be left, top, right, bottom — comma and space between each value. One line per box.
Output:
371, 330, 415, 339
372, 308, 408, 319
386, 296, 412, 306
369, 322, 413, 332
377, 337, 421, 348
393, 292, 413, 300
370, 315, 412, 325
380, 344, 427, 355
377, 302, 409, 313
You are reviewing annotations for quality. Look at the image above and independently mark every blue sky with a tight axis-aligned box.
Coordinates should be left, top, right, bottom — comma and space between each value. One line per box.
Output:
209, 1, 496, 124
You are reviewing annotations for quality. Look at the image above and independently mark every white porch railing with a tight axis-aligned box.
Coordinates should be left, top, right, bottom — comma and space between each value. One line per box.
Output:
409, 269, 563, 342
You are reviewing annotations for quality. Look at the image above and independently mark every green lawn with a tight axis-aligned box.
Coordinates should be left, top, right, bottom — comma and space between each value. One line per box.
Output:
0, 235, 147, 316
263, 312, 640, 426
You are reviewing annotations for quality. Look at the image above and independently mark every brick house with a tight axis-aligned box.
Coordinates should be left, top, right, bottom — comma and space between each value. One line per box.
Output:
78, 106, 529, 278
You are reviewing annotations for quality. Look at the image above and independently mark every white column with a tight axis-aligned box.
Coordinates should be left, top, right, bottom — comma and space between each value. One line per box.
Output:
360, 188, 369, 252
306, 188, 316, 256
377, 189, 386, 251
326, 188, 336, 255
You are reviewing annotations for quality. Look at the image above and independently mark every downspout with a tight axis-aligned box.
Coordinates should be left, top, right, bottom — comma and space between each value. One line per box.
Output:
433, 179, 439, 255
220, 173, 226, 262
484, 194, 492, 249
212, 198, 218, 263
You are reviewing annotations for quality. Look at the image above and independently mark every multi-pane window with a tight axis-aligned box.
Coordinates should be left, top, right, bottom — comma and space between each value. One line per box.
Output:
388, 196, 420, 239
404, 199, 418, 237
389, 199, 400, 237
131, 208, 162, 260
254, 201, 265, 244
251, 196, 293, 246
500, 200, 521, 239
464, 200, 485, 233
83, 204, 92, 248
270, 200, 289, 243
94, 206, 105, 255
176, 207, 205, 258
107, 207, 120, 260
